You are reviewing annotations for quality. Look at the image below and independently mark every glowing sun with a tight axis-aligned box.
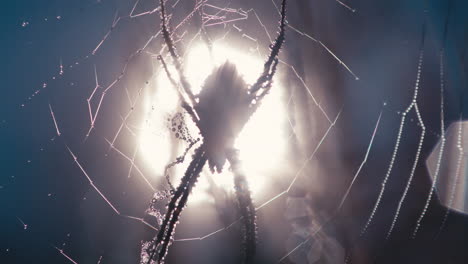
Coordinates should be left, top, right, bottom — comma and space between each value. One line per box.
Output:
139, 42, 287, 202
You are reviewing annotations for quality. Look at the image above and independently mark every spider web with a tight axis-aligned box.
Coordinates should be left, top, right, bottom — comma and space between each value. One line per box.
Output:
2, 0, 468, 263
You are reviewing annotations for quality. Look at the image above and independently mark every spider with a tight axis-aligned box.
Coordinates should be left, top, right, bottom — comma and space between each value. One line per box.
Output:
145, 0, 286, 263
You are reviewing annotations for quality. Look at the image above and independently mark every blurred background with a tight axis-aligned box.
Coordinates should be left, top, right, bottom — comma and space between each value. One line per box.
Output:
1, 0, 467, 263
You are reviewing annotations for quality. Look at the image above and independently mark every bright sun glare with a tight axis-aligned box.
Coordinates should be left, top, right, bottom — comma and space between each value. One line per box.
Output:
139, 42, 287, 203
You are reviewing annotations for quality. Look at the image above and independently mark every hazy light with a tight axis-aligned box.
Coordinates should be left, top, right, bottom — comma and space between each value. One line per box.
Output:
139, 42, 287, 203
426, 121, 468, 214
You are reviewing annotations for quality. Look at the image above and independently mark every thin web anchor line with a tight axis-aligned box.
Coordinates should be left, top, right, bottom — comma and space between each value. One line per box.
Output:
66, 145, 158, 231
173, 108, 343, 242
278, 110, 383, 263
